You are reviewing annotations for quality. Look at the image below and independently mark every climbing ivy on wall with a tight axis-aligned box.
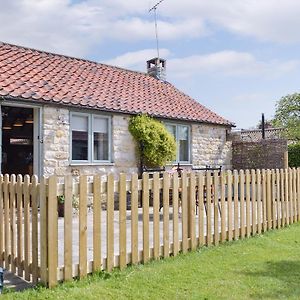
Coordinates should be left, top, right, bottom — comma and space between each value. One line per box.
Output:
128, 114, 176, 167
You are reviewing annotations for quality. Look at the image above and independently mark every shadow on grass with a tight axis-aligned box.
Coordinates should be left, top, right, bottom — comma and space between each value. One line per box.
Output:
244, 260, 300, 299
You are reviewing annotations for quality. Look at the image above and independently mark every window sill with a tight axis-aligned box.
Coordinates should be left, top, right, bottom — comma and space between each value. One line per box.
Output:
70, 162, 115, 167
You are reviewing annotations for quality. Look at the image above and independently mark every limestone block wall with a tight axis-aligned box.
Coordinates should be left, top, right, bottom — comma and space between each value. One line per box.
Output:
42, 106, 232, 176
191, 124, 232, 169
42, 107, 138, 177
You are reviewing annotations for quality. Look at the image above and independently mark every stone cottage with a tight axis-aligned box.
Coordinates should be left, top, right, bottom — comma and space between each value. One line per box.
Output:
0, 42, 233, 177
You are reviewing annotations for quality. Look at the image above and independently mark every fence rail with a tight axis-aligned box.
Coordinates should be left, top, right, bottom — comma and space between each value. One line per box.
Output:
0, 168, 299, 287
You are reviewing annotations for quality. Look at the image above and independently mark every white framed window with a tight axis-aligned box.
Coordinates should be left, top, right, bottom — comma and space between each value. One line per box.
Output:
70, 112, 111, 163
166, 123, 191, 163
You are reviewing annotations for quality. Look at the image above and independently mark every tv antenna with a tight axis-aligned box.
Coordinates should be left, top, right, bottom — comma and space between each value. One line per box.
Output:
149, 0, 165, 60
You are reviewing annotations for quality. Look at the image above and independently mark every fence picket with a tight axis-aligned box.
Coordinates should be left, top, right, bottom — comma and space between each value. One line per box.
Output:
48, 176, 58, 288
172, 173, 179, 256
220, 172, 226, 243
213, 171, 219, 246
181, 171, 188, 252
266, 170, 272, 230
23, 175, 31, 281
233, 170, 239, 240
256, 170, 262, 234
227, 171, 233, 241
10, 175, 16, 273
106, 173, 114, 272
31, 175, 39, 284
131, 173, 139, 264
271, 170, 276, 229
163, 172, 170, 258
288, 169, 293, 224
142, 172, 150, 263
239, 170, 245, 238
245, 170, 251, 238
189, 172, 196, 250
16, 175, 23, 277
4, 175, 9, 270
293, 168, 297, 222
280, 169, 285, 226
79, 175, 88, 278
119, 173, 127, 269
39, 176, 47, 284
285, 169, 290, 225
64, 176, 73, 280
206, 172, 212, 246
198, 172, 205, 246
276, 169, 281, 229
251, 170, 257, 235
262, 170, 267, 231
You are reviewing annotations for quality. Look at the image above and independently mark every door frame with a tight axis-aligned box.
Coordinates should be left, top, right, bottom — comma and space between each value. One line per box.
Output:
0, 100, 43, 177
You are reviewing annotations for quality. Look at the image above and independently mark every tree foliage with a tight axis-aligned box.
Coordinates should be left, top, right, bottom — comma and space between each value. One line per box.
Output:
288, 143, 300, 167
128, 114, 176, 167
273, 93, 300, 141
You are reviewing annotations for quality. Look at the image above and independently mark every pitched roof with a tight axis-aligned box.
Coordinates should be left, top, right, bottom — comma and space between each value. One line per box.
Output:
0, 42, 233, 126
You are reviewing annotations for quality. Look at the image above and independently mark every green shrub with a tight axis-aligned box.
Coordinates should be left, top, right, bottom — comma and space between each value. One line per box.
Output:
288, 143, 300, 167
128, 114, 176, 167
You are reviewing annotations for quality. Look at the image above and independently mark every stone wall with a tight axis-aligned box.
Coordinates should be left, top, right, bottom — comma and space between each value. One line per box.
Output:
43, 106, 138, 177
192, 124, 232, 169
232, 139, 287, 170
42, 106, 232, 176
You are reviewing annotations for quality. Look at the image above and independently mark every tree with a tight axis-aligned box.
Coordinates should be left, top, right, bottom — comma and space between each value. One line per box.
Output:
128, 114, 176, 168
273, 93, 300, 141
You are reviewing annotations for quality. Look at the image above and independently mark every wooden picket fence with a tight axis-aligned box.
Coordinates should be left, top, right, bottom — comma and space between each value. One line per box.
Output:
0, 168, 299, 288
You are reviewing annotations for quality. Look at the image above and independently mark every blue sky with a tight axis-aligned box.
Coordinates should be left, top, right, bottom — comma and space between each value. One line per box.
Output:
1, 0, 300, 128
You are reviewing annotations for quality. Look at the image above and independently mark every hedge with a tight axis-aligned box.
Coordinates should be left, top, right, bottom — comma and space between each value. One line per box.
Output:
288, 143, 300, 167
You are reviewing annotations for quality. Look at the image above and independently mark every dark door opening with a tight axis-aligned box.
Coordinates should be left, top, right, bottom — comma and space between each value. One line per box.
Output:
2, 106, 34, 176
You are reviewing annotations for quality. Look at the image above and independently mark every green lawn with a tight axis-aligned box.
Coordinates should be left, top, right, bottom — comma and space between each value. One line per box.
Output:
3, 223, 300, 300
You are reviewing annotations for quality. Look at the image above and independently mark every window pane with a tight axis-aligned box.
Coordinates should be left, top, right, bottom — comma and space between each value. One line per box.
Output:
178, 126, 189, 162
72, 115, 88, 160
93, 117, 109, 161
72, 131, 88, 160
94, 117, 108, 133
71, 115, 88, 131
166, 124, 176, 137
94, 132, 109, 160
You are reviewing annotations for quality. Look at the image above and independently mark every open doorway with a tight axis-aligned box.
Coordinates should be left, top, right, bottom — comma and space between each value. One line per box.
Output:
2, 106, 34, 176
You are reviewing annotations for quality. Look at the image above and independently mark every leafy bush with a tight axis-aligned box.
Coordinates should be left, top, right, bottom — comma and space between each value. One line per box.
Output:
288, 143, 300, 167
128, 114, 176, 167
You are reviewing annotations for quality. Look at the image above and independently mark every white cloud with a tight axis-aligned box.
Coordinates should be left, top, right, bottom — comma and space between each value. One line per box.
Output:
169, 52, 300, 79
106, 49, 300, 79
1, 0, 300, 59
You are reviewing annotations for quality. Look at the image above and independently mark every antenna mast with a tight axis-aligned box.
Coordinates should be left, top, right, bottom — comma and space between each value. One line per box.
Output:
149, 0, 165, 61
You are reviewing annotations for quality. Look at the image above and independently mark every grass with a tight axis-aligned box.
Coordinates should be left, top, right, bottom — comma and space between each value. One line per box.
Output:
3, 223, 300, 300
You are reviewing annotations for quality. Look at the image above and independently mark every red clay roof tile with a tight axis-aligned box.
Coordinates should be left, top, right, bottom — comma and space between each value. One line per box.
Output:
0, 42, 233, 126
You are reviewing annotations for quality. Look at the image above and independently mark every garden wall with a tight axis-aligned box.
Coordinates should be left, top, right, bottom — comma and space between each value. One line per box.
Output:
232, 139, 287, 170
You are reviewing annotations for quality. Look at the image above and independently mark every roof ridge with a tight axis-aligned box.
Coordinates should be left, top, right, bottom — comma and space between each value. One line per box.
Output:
0, 40, 150, 77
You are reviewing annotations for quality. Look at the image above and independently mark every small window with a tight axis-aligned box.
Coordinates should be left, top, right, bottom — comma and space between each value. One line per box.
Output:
71, 113, 111, 163
166, 123, 190, 163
